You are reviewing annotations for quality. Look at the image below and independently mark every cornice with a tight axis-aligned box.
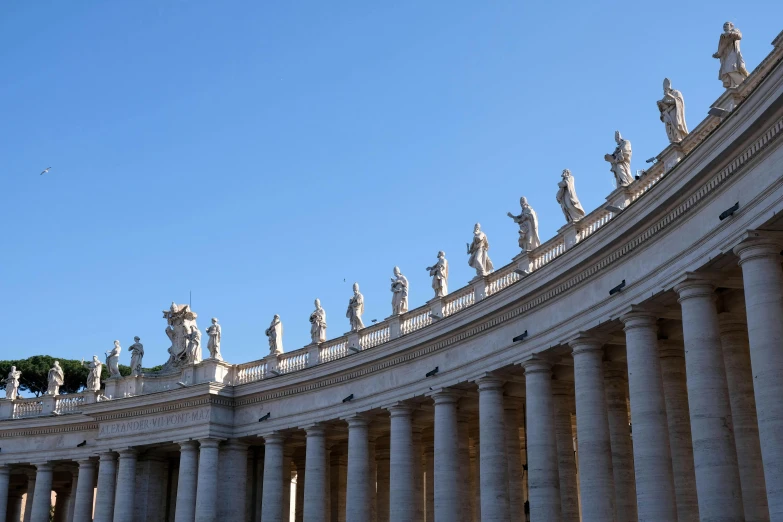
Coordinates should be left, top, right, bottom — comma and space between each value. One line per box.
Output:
0, 423, 99, 439
90, 395, 233, 422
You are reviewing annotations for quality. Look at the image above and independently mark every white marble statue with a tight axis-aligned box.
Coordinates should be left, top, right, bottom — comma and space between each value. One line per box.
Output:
604, 131, 634, 187
266, 315, 284, 355
507, 197, 541, 251
346, 283, 365, 332
129, 336, 144, 376
390, 267, 409, 315
309, 300, 327, 344
105, 340, 122, 379
163, 302, 199, 369
657, 78, 689, 144
426, 251, 449, 298
187, 326, 202, 364
467, 223, 494, 277
713, 22, 749, 88
46, 361, 64, 396
206, 318, 223, 361
3, 366, 22, 400
556, 169, 586, 224
82, 356, 103, 392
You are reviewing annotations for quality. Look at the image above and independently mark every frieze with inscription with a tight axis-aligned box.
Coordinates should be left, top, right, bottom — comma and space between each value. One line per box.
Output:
98, 408, 210, 437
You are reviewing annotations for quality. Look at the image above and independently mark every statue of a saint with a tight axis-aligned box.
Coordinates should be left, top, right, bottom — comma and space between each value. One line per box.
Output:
206, 318, 223, 361
467, 223, 494, 277
556, 169, 586, 223
105, 340, 122, 379
713, 22, 749, 88
3, 366, 22, 400
162, 302, 199, 369
129, 336, 144, 376
507, 197, 540, 251
657, 78, 689, 144
390, 267, 409, 315
187, 326, 202, 364
604, 131, 634, 187
346, 283, 365, 332
46, 361, 64, 396
426, 251, 449, 298
82, 356, 103, 392
266, 315, 284, 355
309, 300, 327, 344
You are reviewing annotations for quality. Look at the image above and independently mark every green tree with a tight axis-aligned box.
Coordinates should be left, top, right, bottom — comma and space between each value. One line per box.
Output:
0, 356, 89, 396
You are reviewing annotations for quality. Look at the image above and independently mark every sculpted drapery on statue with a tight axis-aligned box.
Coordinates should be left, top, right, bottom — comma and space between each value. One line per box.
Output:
467, 223, 494, 277
346, 283, 365, 332
206, 318, 223, 360
556, 169, 586, 223
163, 302, 199, 369
129, 336, 144, 376
82, 356, 102, 391
713, 22, 748, 88
604, 131, 634, 187
3, 366, 21, 400
187, 326, 202, 363
105, 340, 122, 378
426, 251, 449, 298
266, 315, 284, 355
390, 267, 409, 315
657, 78, 689, 143
309, 299, 327, 344
46, 361, 64, 395
507, 197, 540, 251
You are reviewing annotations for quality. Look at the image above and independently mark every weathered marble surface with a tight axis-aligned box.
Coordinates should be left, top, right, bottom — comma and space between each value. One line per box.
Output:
266, 315, 284, 355
46, 361, 64, 396
206, 318, 223, 361
346, 283, 365, 332
390, 267, 409, 315
604, 131, 634, 187
658, 78, 689, 143
556, 169, 585, 223
163, 303, 199, 369
714, 22, 749, 88
467, 223, 493, 277
507, 197, 540, 251
309, 300, 327, 344
426, 251, 449, 298
129, 337, 144, 376
83, 356, 102, 391
3, 366, 21, 400
105, 341, 122, 378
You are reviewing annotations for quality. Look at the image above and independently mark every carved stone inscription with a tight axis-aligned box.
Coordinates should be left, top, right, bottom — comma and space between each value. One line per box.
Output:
98, 407, 210, 437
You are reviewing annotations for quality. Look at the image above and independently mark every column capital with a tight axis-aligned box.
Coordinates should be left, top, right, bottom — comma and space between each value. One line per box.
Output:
475, 374, 506, 390
521, 358, 552, 375
569, 333, 605, 356
223, 439, 250, 451
657, 339, 685, 358
262, 432, 286, 445
387, 402, 414, 417
674, 274, 716, 301
717, 312, 748, 334
98, 451, 117, 462
176, 439, 199, 452
732, 231, 783, 264
303, 423, 327, 437
0, 465, 9, 476
115, 447, 137, 459
429, 388, 461, 405
620, 309, 659, 330
345, 413, 370, 428
198, 437, 223, 449
32, 462, 53, 472
76, 458, 97, 468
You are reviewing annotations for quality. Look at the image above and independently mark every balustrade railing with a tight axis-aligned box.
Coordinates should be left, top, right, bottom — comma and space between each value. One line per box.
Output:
234, 359, 267, 385
279, 350, 309, 374
401, 306, 432, 335
320, 337, 348, 363
486, 264, 521, 296
579, 209, 614, 242
631, 164, 666, 202
360, 323, 391, 349
531, 236, 566, 270
13, 399, 43, 419
55, 394, 86, 414
443, 287, 475, 317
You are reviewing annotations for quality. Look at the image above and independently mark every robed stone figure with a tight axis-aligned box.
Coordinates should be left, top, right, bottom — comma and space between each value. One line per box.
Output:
3, 366, 22, 400
658, 78, 688, 144
206, 318, 223, 360
713, 22, 749, 88
390, 267, 409, 315
105, 340, 122, 378
346, 283, 365, 332
426, 251, 449, 298
83, 356, 103, 392
507, 197, 540, 251
556, 169, 586, 223
468, 223, 494, 277
129, 336, 144, 376
47, 361, 64, 395
310, 300, 327, 344
604, 131, 634, 187
266, 314, 284, 355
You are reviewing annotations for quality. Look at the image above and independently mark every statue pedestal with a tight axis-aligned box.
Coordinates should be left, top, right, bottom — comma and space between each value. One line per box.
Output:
347, 331, 361, 352
605, 186, 633, 212
428, 296, 444, 320
264, 354, 281, 376
83, 390, 99, 404
557, 222, 580, 250
196, 359, 232, 385
104, 377, 122, 399
712, 86, 743, 113
41, 395, 56, 416
387, 315, 402, 339
659, 143, 685, 173
0, 399, 13, 419
470, 275, 489, 301
306, 343, 322, 367
513, 251, 533, 276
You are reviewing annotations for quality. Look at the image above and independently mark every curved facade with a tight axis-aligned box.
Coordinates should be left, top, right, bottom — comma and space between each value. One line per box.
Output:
3, 28, 783, 522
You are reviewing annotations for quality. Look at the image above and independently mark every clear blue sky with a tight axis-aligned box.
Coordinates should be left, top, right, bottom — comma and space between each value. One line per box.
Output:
2, 2, 781, 367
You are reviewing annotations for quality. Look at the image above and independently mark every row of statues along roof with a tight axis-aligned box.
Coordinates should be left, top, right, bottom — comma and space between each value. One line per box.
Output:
2, 22, 750, 395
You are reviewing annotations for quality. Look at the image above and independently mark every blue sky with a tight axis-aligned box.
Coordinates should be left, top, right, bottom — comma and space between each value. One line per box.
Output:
1, 2, 781, 367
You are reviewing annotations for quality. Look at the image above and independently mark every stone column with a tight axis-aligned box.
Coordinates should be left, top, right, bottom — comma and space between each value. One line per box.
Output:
22, 474, 34, 522
8, 490, 24, 522
0, 466, 9, 522
345, 415, 371, 522
94, 452, 117, 522
282, 451, 293, 521
675, 280, 744, 520
368, 439, 377, 522
389, 405, 415, 521
174, 441, 199, 522
503, 406, 525, 518
261, 433, 286, 522
620, 312, 678, 520
735, 236, 783, 521
221, 440, 249, 522
29, 463, 53, 522
412, 428, 424, 521
522, 362, 561, 522
135, 456, 166, 522
476, 375, 510, 522
329, 449, 347, 522
72, 460, 96, 522
424, 445, 434, 522
304, 425, 328, 522
469, 434, 480, 522
112, 449, 137, 522
658, 341, 699, 522
53, 489, 71, 522
570, 336, 616, 522
552, 384, 579, 522
375, 449, 390, 522
719, 313, 770, 522
66, 469, 78, 522
194, 439, 221, 522
457, 418, 473, 522
432, 390, 461, 522
603, 362, 637, 522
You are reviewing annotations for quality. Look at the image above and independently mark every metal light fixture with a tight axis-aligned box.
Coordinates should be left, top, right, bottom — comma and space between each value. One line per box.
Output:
609, 280, 626, 295
719, 202, 739, 221
259, 412, 271, 422
425, 367, 439, 378
512, 330, 529, 343
342, 394, 354, 403
76, 440, 87, 447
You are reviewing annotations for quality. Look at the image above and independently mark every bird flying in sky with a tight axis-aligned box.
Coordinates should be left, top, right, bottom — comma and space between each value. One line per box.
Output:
40, 167, 51, 175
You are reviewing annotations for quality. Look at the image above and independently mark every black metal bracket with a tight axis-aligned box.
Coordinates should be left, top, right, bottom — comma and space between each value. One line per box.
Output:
719, 202, 739, 221
609, 280, 626, 296
258, 412, 271, 422
425, 367, 439, 378
512, 330, 529, 343
342, 394, 354, 403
